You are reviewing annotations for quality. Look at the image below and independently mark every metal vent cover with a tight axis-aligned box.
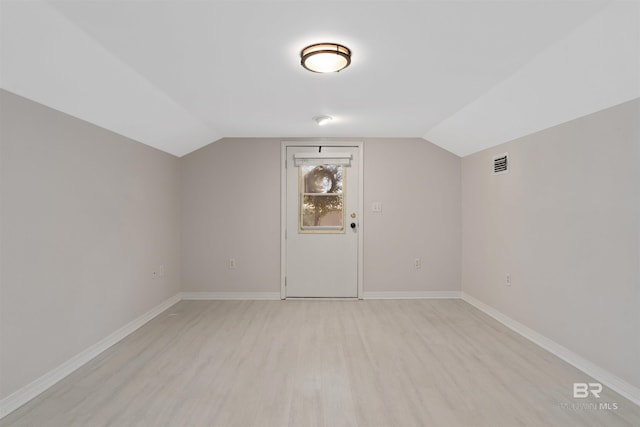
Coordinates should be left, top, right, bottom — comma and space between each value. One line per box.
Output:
493, 153, 509, 174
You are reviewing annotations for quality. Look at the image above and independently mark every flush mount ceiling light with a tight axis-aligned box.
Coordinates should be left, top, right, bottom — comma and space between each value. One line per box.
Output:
301, 43, 351, 73
313, 115, 333, 125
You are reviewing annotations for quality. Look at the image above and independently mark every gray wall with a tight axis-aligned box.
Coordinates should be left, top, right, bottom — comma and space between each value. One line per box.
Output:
0, 90, 182, 399
181, 138, 281, 293
461, 99, 640, 388
363, 139, 461, 292
180, 138, 461, 294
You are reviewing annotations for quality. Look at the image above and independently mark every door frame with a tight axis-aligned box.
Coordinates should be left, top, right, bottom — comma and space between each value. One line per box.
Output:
280, 141, 364, 299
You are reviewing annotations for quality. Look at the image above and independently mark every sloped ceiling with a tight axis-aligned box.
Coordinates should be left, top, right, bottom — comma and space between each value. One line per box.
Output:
1, 1, 638, 157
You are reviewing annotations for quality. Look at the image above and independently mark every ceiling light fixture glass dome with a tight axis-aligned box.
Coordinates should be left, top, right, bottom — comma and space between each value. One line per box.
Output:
301, 43, 351, 73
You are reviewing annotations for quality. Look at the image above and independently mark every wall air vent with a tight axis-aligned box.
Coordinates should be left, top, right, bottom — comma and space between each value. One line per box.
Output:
493, 153, 509, 174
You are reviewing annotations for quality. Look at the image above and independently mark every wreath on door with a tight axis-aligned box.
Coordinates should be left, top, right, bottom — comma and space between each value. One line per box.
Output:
305, 165, 340, 193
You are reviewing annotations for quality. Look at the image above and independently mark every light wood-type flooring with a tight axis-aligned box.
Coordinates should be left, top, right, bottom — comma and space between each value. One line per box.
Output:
2, 300, 639, 426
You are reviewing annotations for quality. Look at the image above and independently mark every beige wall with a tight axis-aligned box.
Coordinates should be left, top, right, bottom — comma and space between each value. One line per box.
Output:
363, 139, 461, 292
462, 99, 640, 388
0, 90, 182, 399
181, 138, 282, 292
180, 138, 461, 294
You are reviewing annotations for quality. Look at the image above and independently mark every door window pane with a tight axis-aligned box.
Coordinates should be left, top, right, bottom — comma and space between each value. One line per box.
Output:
299, 165, 345, 232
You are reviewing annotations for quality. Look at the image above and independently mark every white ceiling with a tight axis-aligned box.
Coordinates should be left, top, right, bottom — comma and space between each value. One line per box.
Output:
1, 1, 638, 157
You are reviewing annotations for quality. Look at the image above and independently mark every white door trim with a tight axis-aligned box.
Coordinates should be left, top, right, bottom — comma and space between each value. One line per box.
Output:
281, 141, 364, 299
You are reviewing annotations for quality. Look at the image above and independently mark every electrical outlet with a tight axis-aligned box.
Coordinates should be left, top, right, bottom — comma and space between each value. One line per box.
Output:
372, 202, 382, 213
229, 258, 236, 269
506, 273, 511, 287
414, 258, 422, 269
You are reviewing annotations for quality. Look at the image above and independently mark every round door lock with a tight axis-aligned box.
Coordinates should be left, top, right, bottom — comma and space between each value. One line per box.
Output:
350, 222, 357, 229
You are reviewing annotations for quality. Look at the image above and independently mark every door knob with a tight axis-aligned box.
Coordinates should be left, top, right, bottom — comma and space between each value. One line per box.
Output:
350, 222, 356, 229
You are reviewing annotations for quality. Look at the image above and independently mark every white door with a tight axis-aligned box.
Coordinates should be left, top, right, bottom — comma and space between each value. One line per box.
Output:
285, 146, 360, 297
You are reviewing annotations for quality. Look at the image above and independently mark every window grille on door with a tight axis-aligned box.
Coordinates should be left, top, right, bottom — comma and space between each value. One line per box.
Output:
294, 153, 352, 234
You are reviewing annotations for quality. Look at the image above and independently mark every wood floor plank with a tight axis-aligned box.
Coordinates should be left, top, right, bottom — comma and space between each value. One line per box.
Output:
2, 300, 639, 427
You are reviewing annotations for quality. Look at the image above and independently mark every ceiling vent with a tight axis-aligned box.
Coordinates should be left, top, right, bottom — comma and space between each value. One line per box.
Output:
493, 153, 509, 174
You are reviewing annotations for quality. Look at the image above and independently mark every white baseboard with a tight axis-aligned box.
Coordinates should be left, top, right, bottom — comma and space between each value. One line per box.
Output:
462, 292, 640, 407
181, 291, 462, 301
180, 291, 281, 300
363, 291, 462, 299
0, 293, 182, 419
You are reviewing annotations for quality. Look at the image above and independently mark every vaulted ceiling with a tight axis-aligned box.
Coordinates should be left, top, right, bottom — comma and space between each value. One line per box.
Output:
1, 1, 638, 157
